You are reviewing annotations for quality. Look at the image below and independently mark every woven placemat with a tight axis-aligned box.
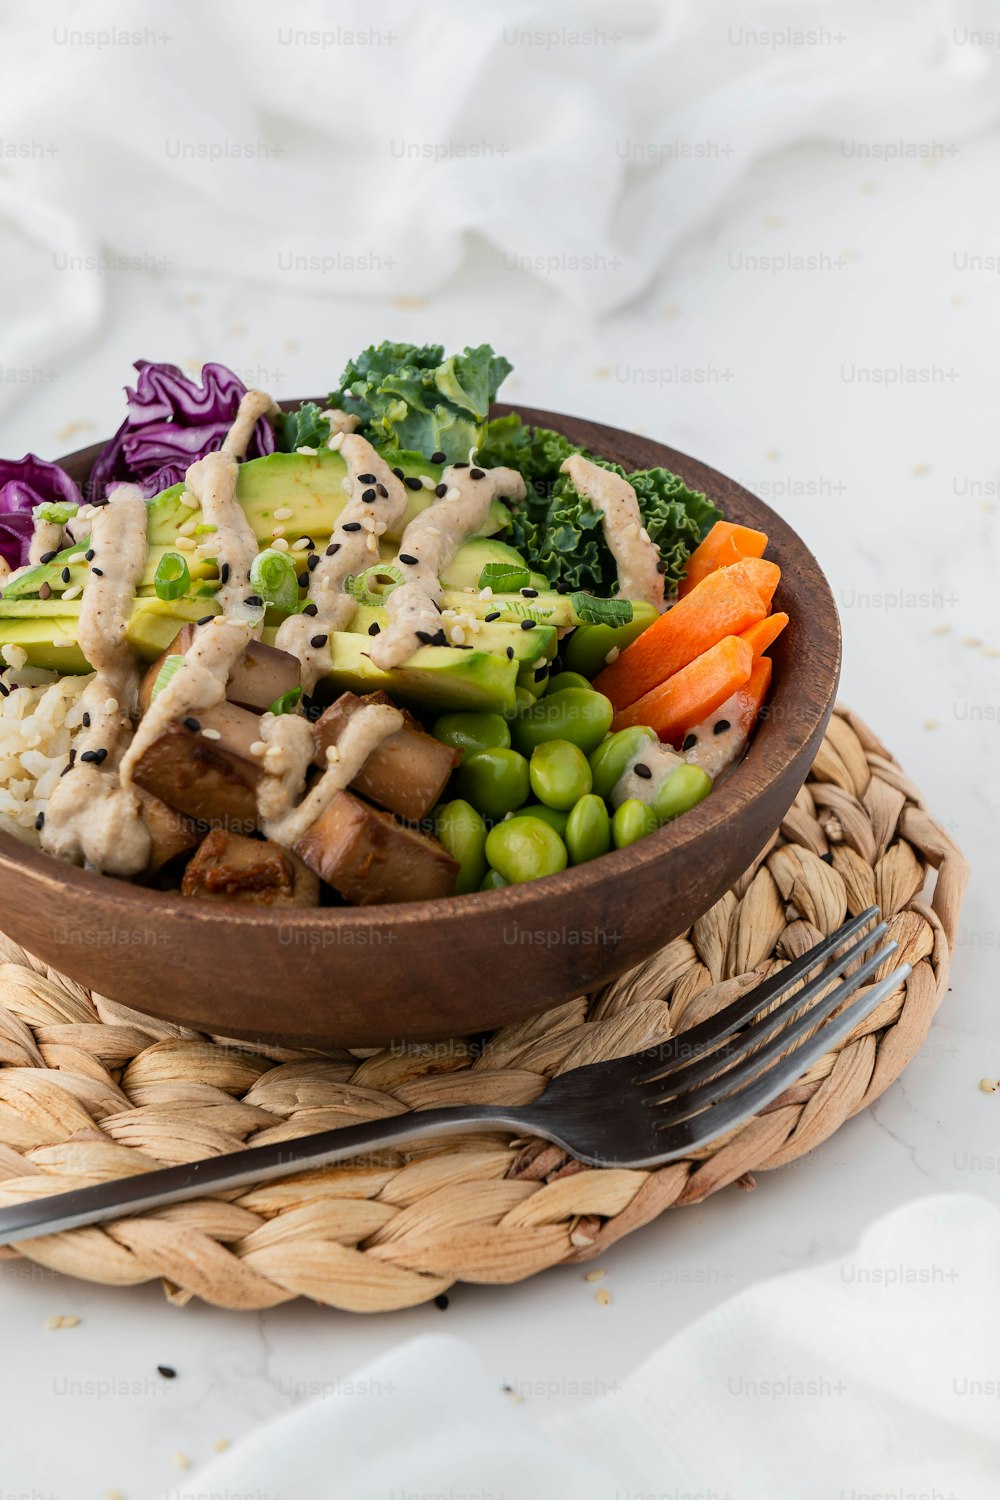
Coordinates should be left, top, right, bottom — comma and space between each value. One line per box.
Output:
0, 705, 969, 1311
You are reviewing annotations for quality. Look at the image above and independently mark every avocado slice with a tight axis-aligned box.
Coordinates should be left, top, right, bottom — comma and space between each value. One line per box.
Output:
309, 632, 520, 714
346, 604, 557, 663
0, 597, 218, 672
439, 537, 533, 591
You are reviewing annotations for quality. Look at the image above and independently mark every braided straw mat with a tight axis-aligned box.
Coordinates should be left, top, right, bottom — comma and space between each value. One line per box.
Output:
0, 706, 969, 1312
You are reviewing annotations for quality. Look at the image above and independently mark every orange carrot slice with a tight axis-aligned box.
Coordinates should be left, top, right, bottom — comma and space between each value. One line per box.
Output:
611, 636, 754, 745
594, 562, 766, 711
739, 557, 780, 611
678, 521, 768, 597
731, 654, 773, 733
740, 611, 788, 656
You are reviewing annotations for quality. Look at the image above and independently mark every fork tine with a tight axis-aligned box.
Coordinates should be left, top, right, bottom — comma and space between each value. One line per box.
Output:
633, 906, 884, 1083
646, 924, 891, 1100
650, 964, 910, 1159
651, 940, 898, 1122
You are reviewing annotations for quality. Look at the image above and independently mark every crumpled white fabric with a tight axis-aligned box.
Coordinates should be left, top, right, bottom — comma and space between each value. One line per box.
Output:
153, 1193, 1000, 1500
2, 0, 1000, 401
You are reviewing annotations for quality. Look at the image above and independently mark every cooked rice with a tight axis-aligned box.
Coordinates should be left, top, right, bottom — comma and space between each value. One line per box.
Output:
0, 671, 93, 846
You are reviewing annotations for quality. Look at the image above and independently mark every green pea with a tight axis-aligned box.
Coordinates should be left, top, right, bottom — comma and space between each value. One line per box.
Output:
565, 794, 612, 865
612, 798, 659, 849
485, 815, 568, 884
545, 670, 592, 696
588, 726, 658, 801
455, 747, 530, 820
563, 601, 660, 679
481, 868, 509, 891
510, 687, 614, 757
436, 799, 488, 895
653, 764, 713, 824
529, 739, 593, 811
522, 803, 570, 837
502, 686, 536, 721
433, 712, 510, 758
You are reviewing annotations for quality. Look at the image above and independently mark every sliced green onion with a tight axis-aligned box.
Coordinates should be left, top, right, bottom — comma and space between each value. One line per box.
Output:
150, 653, 185, 701
33, 501, 79, 525
479, 562, 530, 592
154, 552, 191, 602
570, 592, 634, 627
250, 548, 298, 613
349, 564, 406, 606
268, 686, 302, 716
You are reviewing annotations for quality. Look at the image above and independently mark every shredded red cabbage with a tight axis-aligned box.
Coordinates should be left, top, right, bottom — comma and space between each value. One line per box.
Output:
0, 456, 83, 568
89, 360, 275, 500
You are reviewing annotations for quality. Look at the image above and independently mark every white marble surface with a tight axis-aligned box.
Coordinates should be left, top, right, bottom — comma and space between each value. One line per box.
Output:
0, 81, 998, 1500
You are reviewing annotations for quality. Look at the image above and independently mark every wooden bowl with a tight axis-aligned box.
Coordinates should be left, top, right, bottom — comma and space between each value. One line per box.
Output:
0, 407, 840, 1046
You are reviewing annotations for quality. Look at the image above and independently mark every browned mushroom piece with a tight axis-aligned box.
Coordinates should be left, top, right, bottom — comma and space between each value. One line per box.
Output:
131, 700, 263, 833
134, 787, 202, 875
182, 828, 320, 907
311, 691, 459, 823
295, 790, 459, 905
139, 625, 300, 716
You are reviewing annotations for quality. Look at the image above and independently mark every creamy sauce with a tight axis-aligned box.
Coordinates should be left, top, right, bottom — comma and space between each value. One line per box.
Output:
40, 485, 153, 875
369, 464, 526, 670
28, 520, 64, 566
560, 454, 665, 613
274, 434, 410, 693
258, 700, 402, 847
681, 686, 747, 780
186, 450, 260, 621
323, 409, 360, 439
611, 739, 685, 810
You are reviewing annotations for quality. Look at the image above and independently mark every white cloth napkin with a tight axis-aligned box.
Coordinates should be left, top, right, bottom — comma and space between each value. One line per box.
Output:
154, 1193, 1000, 1500
3, 0, 1000, 414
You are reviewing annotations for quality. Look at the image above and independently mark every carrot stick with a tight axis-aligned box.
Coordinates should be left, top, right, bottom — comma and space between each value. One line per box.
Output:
731, 654, 772, 733
739, 557, 780, 611
740, 611, 788, 656
678, 521, 768, 597
611, 636, 754, 745
595, 563, 766, 711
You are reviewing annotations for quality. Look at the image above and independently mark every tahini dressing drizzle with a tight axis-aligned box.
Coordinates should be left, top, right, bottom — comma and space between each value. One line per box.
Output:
560, 454, 665, 613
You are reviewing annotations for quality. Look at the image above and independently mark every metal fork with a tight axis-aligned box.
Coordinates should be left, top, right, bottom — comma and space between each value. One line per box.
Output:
0, 907, 907, 1247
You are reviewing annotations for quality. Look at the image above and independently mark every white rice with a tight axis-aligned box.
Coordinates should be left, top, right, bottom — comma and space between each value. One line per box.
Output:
0, 671, 93, 846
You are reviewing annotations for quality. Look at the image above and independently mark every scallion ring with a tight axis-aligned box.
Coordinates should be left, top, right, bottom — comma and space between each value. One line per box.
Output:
478, 562, 530, 593
150, 653, 185, 701
268, 686, 303, 716
570, 592, 634, 627
349, 563, 406, 606
250, 548, 299, 613
154, 552, 191, 602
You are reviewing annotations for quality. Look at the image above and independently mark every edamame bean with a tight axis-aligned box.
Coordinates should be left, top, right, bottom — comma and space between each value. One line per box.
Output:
588, 726, 658, 801
563, 601, 660, 680
522, 803, 570, 837
565, 793, 612, 865
502, 686, 536, 720
653, 764, 713, 823
612, 798, 659, 849
436, 799, 488, 894
432, 711, 510, 757
485, 815, 568, 884
481, 868, 509, 891
529, 739, 593, 811
545, 670, 591, 696
455, 748, 530, 820
510, 687, 614, 757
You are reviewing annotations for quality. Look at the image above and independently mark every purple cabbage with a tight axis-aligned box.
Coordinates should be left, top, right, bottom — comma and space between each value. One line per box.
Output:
0, 456, 83, 568
89, 360, 275, 500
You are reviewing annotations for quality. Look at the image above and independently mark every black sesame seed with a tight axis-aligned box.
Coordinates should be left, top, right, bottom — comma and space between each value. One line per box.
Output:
84, 549, 95, 562
634, 763, 652, 779
404, 476, 422, 491
244, 594, 263, 608
470, 467, 485, 480
682, 733, 697, 751
432, 629, 448, 646
377, 483, 388, 498
656, 560, 667, 575
434, 483, 448, 498
484, 611, 502, 623
310, 634, 329, 649
326, 542, 341, 557
534, 666, 548, 683
157, 1365, 176, 1380
197, 615, 214, 626
453, 461, 469, 469
342, 521, 362, 533
434, 1293, 450, 1310
302, 602, 318, 617
357, 472, 376, 483
399, 554, 418, 566
34, 811, 44, 831
368, 622, 380, 636
391, 467, 404, 480
299, 538, 315, 551
81, 713, 91, 728
520, 587, 538, 598
415, 630, 434, 645
520, 619, 536, 631
40, 550, 57, 565
91, 567, 104, 576
361, 488, 377, 504
713, 719, 730, 735
220, 562, 230, 585
307, 554, 319, 571
506, 646, 515, 660
430, 450, 446, 464
59, 762, 73, 776
297, 572, 310, 589
68, 748, 76, 765
183, 717, 201, 732
38, 582, 52, 600
80, 748, 108, 764
60, 567, 71, 584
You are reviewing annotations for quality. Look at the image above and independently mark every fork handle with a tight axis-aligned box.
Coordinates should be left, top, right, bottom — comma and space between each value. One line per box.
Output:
0, 1105, 537, 1247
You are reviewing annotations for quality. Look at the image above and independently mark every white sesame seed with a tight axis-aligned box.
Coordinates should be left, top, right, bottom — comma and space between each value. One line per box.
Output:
273, 507, 293, 521
420, 475, 436, 489
175, 536, 195, 551
451, 626, 466, 645
605, 647, 620, 664
424, 526, 441, 537
178, 519, 197, 537
271, 537, 290, 552
325, 744, 340, 763
271, 525, 286, 538
445, 487, 461, 502
104, 698, 119, 714
296, 445, 318, 456
51, 639, 75, 651
250, 741, 267, 757
292, 538, 312, 550
639, 527, 651, 545
180, 491, 200, 509
62, 585, 82, 601
328, 431, 345, 451
625, 522, 639, 539
200, 727, 222, 741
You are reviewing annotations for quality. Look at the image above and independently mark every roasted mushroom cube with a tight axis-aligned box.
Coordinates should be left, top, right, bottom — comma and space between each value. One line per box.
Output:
295, 791, 459, 904
131, 701, 263, 833
139, 626, 299, 715
311, 691, 459, 822
182, 829, 319, 907
134, 787, 202, 875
